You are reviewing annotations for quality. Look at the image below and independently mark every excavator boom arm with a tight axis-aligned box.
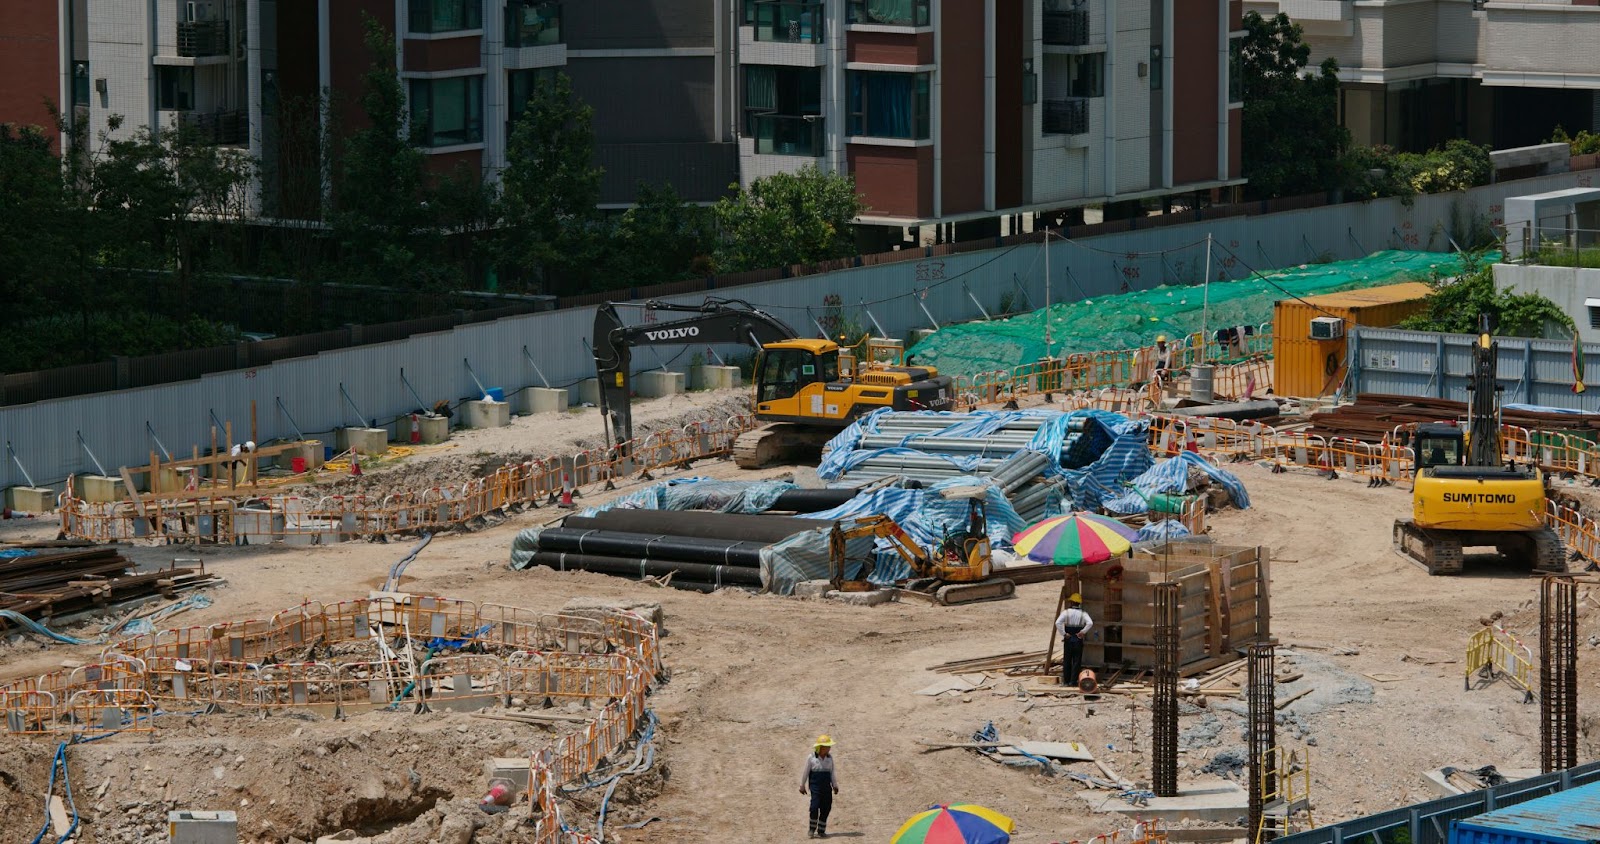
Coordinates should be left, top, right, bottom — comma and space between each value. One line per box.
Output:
592, 298, 799, 448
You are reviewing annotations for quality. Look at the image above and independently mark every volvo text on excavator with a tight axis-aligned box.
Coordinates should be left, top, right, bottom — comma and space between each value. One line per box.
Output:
1392, 314, 1566, 575
593, 298, 955, 468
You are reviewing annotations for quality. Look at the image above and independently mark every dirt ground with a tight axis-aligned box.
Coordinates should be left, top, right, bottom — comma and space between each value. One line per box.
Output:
3, 396, 1599, 843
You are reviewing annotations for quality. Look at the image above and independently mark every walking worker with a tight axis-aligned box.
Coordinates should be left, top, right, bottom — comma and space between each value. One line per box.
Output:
799, 734, 840, 838
1056, 593, 1094, 688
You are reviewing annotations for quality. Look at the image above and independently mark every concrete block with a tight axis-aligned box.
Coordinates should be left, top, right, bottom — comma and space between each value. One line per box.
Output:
517, 387, 568, 415
909, 328, 938, 346
636, 370, 685, 398
78, 475, 127, 504
561, 597, 666, 632
485, 757, 532, 791
4, 486, 55, 513
272, 442, 324, 472
335, 428, 388, 456
793, 580, 834, 600
693, 365, 742, 391
416, 414, 450, 444
167, 809, 238, 844
1093, 782, 1247, 823
463, 400, 511, 429
825, 589, 897, 606
576, 378, 602, 406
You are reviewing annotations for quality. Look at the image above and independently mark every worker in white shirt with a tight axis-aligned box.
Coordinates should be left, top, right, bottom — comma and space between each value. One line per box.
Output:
1055, 593, 1094, 688
799, 734, 840, 838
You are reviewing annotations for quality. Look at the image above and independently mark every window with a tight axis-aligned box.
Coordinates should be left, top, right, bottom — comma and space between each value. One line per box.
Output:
1063, 54, 1103, 98
1228, 36, 1243, 102
409, 75, 483, 146
745, 65, 823, 154
1149, 46, 1163, 91
157, 66, 195, 110
752, 2, 824, 43
72, 61, 90, 106
408, 0, 481, 33
846, 0, 930, 27
847, 71, 930, 140
506, 0, 560, 47
507, 67, 559, 128
757, 348, 819, 403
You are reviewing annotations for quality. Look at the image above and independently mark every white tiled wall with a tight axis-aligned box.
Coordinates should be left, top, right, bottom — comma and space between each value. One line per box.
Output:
1485, 7, 1600, 76
1380, 2, 1436, 67
87, 0, 153, 143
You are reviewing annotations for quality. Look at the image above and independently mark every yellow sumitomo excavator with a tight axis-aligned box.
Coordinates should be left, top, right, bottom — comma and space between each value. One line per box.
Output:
593, 298, 955, 468
1393, 315, 1566, 575
827, 493, 1016, 605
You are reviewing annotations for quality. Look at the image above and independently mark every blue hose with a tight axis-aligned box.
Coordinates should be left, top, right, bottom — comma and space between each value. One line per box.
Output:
27, 740, 79, 844
592, 710, 658, 841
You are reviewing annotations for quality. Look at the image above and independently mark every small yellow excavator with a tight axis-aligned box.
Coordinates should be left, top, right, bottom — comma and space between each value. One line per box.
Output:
828, 493, 1017, 605
1393, 314, 1566, 575
593, 298, 954, 468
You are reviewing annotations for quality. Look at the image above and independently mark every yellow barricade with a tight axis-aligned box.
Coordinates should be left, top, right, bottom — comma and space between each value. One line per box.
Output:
1465, 625, 1535, 702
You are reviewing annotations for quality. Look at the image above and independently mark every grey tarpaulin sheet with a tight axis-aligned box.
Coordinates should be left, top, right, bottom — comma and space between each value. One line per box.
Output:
578, 478, 797, 516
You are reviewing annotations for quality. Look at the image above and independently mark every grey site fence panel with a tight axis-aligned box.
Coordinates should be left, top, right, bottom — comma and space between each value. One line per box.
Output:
1275, 761, 1600, 844
1349, 326, 1600, 412
3, 169, 1598, 491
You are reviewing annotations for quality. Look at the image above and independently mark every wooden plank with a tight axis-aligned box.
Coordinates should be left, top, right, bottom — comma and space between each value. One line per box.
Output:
1276, 688, 1313, 710
119, 466, 148, 519
1207, 563, 1224, 656
995, 741, 1096, 762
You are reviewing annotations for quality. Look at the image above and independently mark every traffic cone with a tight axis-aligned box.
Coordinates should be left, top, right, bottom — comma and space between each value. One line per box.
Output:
410, 413, 421, 444
350, 453, 363, 477
558, 472, 575, 509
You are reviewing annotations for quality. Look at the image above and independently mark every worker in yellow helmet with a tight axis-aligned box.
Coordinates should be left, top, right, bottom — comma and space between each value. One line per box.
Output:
800, 734, 840, 838
1055, 592, 1094, 689
1153, 335, 1173, 376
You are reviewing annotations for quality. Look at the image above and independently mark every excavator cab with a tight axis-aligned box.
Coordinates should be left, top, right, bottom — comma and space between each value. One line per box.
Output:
1414, 423, 1464, 472
755, 342, 841, 403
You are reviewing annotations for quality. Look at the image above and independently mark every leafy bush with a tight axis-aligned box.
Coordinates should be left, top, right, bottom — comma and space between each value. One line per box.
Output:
1551, 125, 1600, 156
0, 312, 241, 371
1344, 140, 1493, 204
1398, 253, 1575, 338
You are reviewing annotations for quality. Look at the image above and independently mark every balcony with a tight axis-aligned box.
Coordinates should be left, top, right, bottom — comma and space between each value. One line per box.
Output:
177, 20, 230, 58
752, 114, 824, 156
506, 0, 561, 48
846, 0, 930, 27
180, 109, 248, 146
752, 1, 824, 43
1043, 97, 1088, 135
1043, 10, 1089, 47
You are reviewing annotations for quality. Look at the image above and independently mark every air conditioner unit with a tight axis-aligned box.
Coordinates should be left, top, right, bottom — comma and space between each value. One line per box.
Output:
1309, 317, 1345, 341
185, 1, 215, 22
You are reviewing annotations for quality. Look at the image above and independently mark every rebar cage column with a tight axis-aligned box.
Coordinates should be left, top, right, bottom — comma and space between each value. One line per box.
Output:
1541, 576, 1578, 773
1248, 643, 1278, 843
1153, 582, 1180, 797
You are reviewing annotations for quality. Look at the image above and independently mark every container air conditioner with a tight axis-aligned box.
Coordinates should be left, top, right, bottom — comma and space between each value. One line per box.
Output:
1309, 317, 1345, 340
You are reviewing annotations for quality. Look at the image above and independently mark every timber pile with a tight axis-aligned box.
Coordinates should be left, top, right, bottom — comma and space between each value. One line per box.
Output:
0, 547, 217, 625
1308, 394, 1600, 442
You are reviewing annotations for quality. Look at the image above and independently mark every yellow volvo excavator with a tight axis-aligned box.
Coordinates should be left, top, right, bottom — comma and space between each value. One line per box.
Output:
593, 298, 955, 468
1393, 315, 1566, 575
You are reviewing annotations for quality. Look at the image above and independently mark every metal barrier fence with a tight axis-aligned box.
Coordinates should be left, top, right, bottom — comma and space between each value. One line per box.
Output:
1274, 760, 1600, 844
1464, 625, 1535, 703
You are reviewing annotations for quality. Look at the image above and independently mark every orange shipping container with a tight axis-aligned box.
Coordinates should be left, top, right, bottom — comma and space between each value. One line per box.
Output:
1272, 282, 1433, 398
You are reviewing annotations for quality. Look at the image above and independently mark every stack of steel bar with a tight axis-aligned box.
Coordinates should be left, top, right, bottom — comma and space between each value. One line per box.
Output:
835, 413, 1068, 521
526, 509, 827, 593
1309, 394, 1600, 442
0, 546, 217, 625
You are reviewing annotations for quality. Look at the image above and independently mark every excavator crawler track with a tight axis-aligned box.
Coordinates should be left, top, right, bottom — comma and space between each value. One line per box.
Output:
1394, 519, 1567, 575
929, 578, 1016, 606
1394, 519, 1463, 575
1532, 527, 1568, 574
732, 423, 836, 469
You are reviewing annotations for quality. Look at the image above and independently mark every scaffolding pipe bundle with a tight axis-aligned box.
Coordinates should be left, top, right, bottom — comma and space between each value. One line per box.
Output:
531, 529, 767, 567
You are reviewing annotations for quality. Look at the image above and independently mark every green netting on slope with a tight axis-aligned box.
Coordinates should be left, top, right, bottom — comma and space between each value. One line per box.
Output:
907, 249, 1489, 377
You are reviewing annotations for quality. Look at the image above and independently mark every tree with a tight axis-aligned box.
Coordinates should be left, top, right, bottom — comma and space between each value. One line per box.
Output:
606, 181, 714, 283
1399, 254, 1574, 338
327, 16, 451, 303
0, 124, 70, 325
1238, 11, 1349, 199
711, 167, 864, 273
497, 72, 603, 293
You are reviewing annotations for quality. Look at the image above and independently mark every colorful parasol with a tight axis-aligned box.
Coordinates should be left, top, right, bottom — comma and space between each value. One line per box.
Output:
1012, 512, 1139, 566
891, 803, 1015, 844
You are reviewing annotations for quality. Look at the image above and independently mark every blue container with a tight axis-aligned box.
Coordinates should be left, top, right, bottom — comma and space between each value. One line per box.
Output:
486, 387, 505, 403
324, 446, 334, 461
1450, 781, 1600, 844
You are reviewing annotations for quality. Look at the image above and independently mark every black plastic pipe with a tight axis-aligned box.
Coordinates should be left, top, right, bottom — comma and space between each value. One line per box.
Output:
533, 528, 766, 567
563, 510, 826, 543
527, 551, 763, 588
766, 488, 859, 514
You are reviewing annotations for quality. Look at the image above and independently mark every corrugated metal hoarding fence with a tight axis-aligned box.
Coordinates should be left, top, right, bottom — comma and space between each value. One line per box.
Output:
1350, 326, 1600, 412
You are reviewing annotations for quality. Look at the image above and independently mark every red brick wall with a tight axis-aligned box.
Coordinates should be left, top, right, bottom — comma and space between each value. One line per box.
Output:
403, 35, 483, 72
849, 145, 932, 219
426, 147, 483, 177
847, 32, 932, 66
1171, 0, 1219, 185
328, 0, 395, 133
939, 1, 984, 215
0, 0, 60, 141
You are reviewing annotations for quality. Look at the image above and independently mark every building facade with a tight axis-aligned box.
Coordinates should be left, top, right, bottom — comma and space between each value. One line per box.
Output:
1244, 0, 1600, 153
6, 0, 1242, 229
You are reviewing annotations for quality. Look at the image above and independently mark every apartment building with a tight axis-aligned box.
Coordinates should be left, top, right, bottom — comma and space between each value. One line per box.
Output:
1245, 0, 1600, 153
737, 0, 1245, 229
5, 0, 1241, 231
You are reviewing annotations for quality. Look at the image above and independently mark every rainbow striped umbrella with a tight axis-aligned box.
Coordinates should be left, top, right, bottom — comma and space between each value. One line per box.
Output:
891, 803, 1015, 844
1012, 512, 1139, 566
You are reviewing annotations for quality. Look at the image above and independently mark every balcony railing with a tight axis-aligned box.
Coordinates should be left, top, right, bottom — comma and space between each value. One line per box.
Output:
846, 0, 930, 27
1507, 223, 1600, 268
1043, 10, 1089, 47
1043, 97, 1088, 135
506, 1, 561, 48
180, 109, 247, 146
752, 113, 824, 156
752, 1, 824, 43
177, 20, 230, 58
